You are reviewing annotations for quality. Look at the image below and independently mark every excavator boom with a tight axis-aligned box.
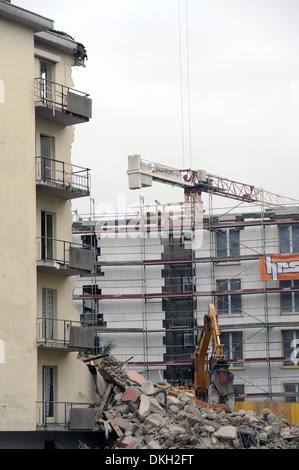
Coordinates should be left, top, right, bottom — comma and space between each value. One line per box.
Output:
193, 304, 235, 410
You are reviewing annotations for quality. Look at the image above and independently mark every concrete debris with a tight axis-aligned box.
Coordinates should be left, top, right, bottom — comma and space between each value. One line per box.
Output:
84, 355, 299, 450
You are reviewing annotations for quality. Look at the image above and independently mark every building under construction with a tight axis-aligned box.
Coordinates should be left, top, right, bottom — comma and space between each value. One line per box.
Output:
72, 156, 299, 418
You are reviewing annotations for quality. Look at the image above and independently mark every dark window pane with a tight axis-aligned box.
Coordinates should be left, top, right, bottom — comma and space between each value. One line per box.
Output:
279, 225, 290, 254
230, 279, 241, 290
217, 230, 227, 257
231, 295, 241, 314
234, 384, 245, 402
217, 280, 228, 315
232, 332, 243, 360
292, 226, 299, 253
281, 292, 292, 313
285, 383, 297, 402
217, 279, 228, 291
294, 280, 299, 311
221, 332, 230, 358
218, 295, 228, 315
229, 229, 239, 256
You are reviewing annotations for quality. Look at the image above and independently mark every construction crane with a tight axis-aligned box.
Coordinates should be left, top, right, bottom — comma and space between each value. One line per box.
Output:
127, 154, 299, 207
191, 303, 234, 410
127, 155, 298, 409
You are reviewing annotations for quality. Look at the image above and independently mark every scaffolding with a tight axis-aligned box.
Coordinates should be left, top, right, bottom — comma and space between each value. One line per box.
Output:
72, 194, 299, 404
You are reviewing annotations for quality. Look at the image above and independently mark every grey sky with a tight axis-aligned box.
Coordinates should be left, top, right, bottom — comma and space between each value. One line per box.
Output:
15, 0, 299, 215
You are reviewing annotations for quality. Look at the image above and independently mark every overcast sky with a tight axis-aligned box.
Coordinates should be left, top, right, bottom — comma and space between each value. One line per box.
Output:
15, 0, 299, 216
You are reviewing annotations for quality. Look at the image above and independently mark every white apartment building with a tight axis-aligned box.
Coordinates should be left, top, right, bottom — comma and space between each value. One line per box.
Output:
73, 199, 299, 422
0, 0, 101, 449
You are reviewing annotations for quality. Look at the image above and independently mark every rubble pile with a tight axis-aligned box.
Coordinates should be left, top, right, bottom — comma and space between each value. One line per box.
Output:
86, 355, 299, 450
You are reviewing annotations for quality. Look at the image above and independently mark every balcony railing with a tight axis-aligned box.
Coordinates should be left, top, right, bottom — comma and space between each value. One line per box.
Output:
36, 237, 94, 276
34, 78, 92, 126
37, 317, 94, 351
36, 156, 90, 199
36, 401, 95, 430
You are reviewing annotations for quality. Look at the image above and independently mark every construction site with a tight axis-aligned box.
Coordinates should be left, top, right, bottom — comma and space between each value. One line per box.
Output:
72, 155, 299, 432
2, 0, 299, 451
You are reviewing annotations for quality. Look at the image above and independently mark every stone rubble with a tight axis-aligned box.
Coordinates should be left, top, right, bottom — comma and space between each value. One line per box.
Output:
85, 355, 299, 450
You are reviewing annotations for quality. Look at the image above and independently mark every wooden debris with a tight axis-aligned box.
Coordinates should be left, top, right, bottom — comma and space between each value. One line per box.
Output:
97, 364, 126, 391
103, 410, 123, 437
95, 383, 113, 422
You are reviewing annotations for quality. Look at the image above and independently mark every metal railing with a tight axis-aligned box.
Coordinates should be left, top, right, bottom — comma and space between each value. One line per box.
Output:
36, 317, 83, 345
36, 401, 91, 429
36, 156, 90, 193
36, 237, 89, 265
34, 77, 90, 112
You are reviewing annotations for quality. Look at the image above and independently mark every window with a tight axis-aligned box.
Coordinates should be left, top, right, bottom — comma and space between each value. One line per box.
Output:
40, 59, 55, 101
40, 135, 54, 182
216, 228, 240, 257
221, 331, 243, 368
41, 211, 55, 260
279, 224, 299, 254
284, 383, 299, 403
216, 279, 242, 316
43, 366, 56, 423
234, 384, 245, 402
281, 280, 299, 314
42, 289, 56, 340
282, 330, 299, 366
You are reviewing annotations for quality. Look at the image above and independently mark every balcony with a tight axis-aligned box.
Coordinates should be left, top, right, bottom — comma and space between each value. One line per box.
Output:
37, 317, 95, 352
34, 78, 92, 126
36, 401, 97, 431
36, 156, 90, 199
36, 237, 94, 276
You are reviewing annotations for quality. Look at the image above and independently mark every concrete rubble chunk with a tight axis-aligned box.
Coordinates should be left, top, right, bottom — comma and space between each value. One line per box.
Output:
144, 413, 165, 428
122, 386, 140, 403
138, 394, 150, 420
141, 381, 155, 395
168, 395, 180, 405
147, 440, 162, 450
113, 416, 130, 432
212, 425, 238, 441
149, 396, 165, 415
115, 435, 137, 449
80, 356, 299, 450
127, 370, 147, 385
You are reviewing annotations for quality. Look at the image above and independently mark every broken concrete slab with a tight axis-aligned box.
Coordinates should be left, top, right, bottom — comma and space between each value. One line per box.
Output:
141, 381, 155, 395
148, 396, 165, 415
147, 440, 162, 450
138, 394, 150, 420
121, 386, 140, 403
113, 403, 130, 415
168, 395, 180, 405
126, 370, 147, 385
213, 425, 238, 441
144, 413, 165, 428
116, 436, 137, 449
112, 415, 131, 433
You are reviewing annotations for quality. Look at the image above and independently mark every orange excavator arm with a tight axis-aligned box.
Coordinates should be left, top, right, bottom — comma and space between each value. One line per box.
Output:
191, 308, 212, 400
191, 304, 235, 410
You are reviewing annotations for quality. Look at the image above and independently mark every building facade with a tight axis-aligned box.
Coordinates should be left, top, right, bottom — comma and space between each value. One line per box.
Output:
73, 199, 299, 413
0, 0, 99, 448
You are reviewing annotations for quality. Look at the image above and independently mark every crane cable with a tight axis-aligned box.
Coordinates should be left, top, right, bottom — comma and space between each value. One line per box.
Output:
178, 0, 192, 170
